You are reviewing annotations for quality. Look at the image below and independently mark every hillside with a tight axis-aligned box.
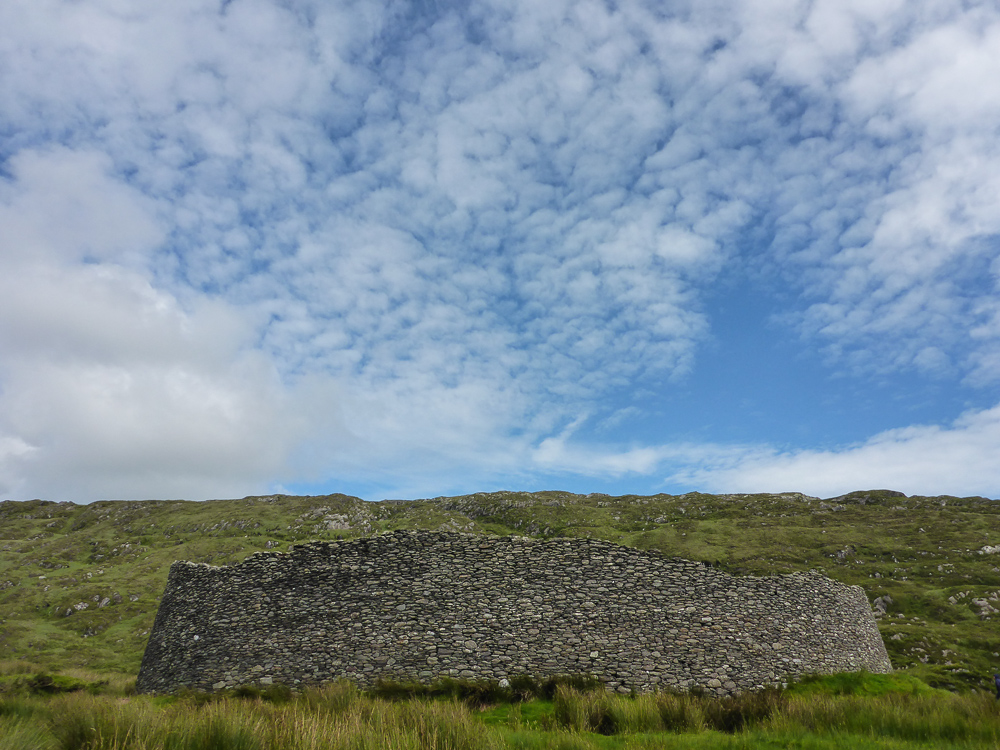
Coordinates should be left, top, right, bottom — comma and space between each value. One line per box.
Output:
2, 489, 999, 691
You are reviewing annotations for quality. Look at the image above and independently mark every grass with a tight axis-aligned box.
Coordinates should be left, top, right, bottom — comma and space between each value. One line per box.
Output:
372, 675, 605, 706
784, 671, 942, 697
3, 488, 1000, 689
6, 489, 1000, 748
2, 674, 1000, 750
5, 685, 507, 750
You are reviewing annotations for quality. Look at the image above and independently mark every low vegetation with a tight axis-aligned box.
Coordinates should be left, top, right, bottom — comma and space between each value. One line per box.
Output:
3, 488, 1000, 691
2, 671, 998, 750
3, 488, 1000, 747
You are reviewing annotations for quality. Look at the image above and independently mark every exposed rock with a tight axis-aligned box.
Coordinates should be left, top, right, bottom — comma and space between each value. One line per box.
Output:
324, 515, 350, 530
872, 595, 893, 617
972, 598, 999, 619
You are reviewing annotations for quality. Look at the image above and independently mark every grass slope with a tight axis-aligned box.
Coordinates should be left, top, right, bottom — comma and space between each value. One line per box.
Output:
2, 489, 999, 691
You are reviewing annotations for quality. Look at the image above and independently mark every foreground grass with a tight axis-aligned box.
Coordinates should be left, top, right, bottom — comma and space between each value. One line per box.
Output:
3, 674, 1000, 750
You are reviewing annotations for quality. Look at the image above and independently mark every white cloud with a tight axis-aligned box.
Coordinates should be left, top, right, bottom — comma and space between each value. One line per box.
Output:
0, 149, 306, 501
764, 4, 1000, 378
0, 149, 551, 502
524, 402, 1000, 500
2, 0, 1000, 501
0, 149, 162, 266
534, 436, 669, 477
663, 404, 1000, 499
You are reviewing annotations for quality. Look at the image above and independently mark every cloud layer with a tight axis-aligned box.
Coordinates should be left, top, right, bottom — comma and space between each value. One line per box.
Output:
665, 404, 1000, 499
1, 0, 999, 500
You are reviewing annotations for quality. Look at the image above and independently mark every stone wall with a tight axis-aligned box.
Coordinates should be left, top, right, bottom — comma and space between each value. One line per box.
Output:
136, 531, 891, 694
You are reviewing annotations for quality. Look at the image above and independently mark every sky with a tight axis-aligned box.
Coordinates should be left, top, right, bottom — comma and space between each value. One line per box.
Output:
2, 0, 1000, 504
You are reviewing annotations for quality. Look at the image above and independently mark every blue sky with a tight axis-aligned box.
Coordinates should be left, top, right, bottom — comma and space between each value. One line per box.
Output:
2, 0, 1000, 503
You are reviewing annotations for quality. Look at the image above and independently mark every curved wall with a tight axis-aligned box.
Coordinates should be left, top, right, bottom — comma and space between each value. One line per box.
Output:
136, 531, 891, 694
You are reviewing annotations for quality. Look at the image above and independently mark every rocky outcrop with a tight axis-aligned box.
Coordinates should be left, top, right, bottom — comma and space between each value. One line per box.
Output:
136, 531, 891, 694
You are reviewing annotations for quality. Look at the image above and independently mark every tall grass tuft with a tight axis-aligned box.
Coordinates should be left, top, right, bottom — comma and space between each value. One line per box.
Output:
46, 693, 163, 750
24, 687, 506, 750
371, 674, 603, 707
163, 703, 263, 750
0, 660, 41, 676
700, 688, 785, 733
300, 680, 359, 715
391, 699, 504, 750
552, 685, 622, 735
9, 673, 1000, 749
653, 691, 704, 732
552, 685, 782, 735
769, 691, 1000, 745
0, 695, 43, 720
0, 718, 56, 750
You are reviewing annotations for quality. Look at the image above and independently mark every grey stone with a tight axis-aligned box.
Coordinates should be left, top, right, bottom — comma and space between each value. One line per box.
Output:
136, 531, 891, 695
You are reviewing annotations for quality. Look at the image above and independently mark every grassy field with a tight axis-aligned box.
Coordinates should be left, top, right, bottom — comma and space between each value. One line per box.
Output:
2, 488, 1000, 692
2, 670, 999, 750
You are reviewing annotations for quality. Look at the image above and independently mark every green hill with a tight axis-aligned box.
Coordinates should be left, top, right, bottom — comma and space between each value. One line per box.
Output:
2, 489, 999, 691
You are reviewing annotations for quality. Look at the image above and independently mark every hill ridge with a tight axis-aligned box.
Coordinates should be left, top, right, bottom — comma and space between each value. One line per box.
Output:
1, 489, 998, 691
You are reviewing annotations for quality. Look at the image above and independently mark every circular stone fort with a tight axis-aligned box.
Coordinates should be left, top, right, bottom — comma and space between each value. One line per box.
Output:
136, 531, 892, 694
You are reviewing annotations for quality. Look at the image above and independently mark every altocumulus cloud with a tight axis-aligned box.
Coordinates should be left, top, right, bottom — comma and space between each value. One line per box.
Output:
1, 0, 999, 501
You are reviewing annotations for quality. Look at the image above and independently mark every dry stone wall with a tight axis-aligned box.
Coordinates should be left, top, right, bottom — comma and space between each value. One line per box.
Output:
136, 531, 891, 694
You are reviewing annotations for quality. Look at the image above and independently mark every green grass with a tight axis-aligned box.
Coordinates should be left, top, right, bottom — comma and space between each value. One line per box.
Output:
371, 675, 604, 707
783, 671, 944, 697
3, 488, 1000, 693
3, 678, 1000, 750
